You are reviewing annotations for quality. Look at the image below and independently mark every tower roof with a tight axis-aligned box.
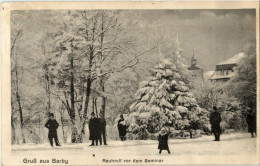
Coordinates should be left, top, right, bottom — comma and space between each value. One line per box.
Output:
189, 51, 202, 70
217, 53, 245, 66
192, 50, 197, 60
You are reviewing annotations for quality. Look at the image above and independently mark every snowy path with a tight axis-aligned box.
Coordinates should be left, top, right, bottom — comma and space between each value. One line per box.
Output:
12, 132, 257, 156
9, 132, 258, 165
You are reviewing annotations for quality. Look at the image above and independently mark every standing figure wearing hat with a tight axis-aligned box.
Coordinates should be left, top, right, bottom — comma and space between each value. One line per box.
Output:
118, 115, 127, 141
45, 113, 61, 147
158, 125, 170, 154
89, 112, 99, 146
210, 106, 222, 141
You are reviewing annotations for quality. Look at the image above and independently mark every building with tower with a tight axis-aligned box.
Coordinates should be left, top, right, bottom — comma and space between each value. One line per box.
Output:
188, 52, 204, 80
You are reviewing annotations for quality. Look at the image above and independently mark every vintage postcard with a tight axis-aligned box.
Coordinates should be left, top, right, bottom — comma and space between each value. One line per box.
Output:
1, 1, 260, 165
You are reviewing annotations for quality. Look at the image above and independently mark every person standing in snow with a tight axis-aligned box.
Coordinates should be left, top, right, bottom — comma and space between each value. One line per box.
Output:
158, 125, 170, 154
210, 106, 222, 141
97, 113, 108, 145
246, 108, 256, 138
45, 113, 61, 147
89, 112, 99, 146
118, 115, 127, 141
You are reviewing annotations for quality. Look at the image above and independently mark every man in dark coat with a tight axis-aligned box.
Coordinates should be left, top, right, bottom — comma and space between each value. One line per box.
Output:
97, 113, 108, 145
89, 112, 99, 146
246, 109, 256, 138
158, 126, 170, 154
210, 106, 222, 141
118, 115, 127, 141
45, 113, 61, 147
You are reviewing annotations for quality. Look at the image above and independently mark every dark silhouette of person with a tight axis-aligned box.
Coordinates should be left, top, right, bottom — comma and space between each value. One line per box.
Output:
97, 113, 108, 145
189, 121, 199, 139
246, 109, 256, 138
210, 106, 222, 141
89, 112, 99, 146
158, 126, 170, 154
118, 115, 127, 141
45, 113, 61, 147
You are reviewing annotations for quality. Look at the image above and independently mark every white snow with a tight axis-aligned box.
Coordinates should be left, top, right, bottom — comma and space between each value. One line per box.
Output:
217, 53, 245, 65
12, 132, 256, 157
203, 70, 214, 80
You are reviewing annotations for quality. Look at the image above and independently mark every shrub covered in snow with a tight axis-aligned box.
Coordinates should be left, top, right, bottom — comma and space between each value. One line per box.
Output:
191, 78, 248, 132
124, 59, 210, 139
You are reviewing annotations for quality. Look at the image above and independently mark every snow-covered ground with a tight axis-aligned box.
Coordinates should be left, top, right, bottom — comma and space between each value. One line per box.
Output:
10, 132, 258, 165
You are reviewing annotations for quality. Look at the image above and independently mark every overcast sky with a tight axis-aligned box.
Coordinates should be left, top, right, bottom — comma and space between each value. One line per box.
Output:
139, 9, 256, 70
14, 9, 256, 71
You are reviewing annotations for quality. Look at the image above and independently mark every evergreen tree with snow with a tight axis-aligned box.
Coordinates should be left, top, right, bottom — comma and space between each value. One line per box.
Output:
159, 34, 192, 85
125, 59, 209, 140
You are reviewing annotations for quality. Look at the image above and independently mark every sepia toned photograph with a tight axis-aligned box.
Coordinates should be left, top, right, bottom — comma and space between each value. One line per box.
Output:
1, 1, 259, 165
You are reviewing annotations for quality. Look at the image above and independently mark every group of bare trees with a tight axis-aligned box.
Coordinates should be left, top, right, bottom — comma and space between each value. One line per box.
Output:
11, 12, 25, 144
11, 10, 162, 144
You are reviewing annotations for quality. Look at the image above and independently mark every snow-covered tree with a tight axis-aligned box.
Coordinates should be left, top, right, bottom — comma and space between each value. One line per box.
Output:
125, 59, 209, 140
165, 35, 192, 85
191, 79, 247, 132
228, 42, 256, 110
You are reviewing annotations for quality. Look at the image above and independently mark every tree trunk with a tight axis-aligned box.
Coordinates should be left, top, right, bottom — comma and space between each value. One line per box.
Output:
81, 77, 92, 136
81, 48, 94, 138
16, 94, 23, 128
46, 72, 51, 114
100, 79, 106, 118
38, 114, 42, 144
78, 77, 84, 122
99, 13, 106, 119
92, 98, 95, 114
42, 44, 51, 114
15, 69, 25, 143
11, 114, 16, 144
11, 29, 24, 143
70, 56, 75, 120
84, 80, 92, 117
60, 114, 67, 143
15, 70, 23, 128
94, 98, 98, 117
70, 54, 77, 143
80, 17, 96, 140
11, 103, 16, 144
